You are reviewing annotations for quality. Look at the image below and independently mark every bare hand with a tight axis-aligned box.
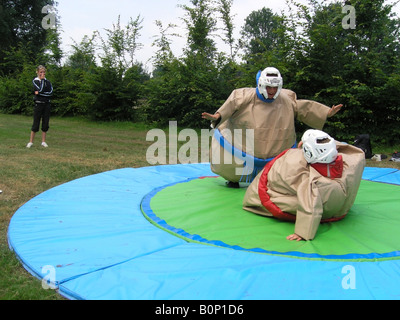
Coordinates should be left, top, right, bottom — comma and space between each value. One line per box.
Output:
202, 112, 220, 121
297, 141, 303, 149
328, 104, 343, 118
35, 91, 39, 95
287, 233, 305, 241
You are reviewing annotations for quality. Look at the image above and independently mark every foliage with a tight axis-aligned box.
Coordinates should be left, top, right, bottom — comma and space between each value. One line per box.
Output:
217, 0, 238, 60
145, 0, 237, 128
0, 61, 36, 115
49, 35, 97, 116
179, 0, 217, 59
0, 0, 400, 143
98, 15, 144, 73
240, 7, 286, 58
288, 0, 400, 144
51, 66, 93, 117
150, 20, 180, 72
145, 56, 230, 128
83, 14, 148, 121
86, 63, 149, 122
0, 0, 58, 75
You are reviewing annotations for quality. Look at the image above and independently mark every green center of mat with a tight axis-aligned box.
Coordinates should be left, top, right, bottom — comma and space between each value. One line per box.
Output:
146, 177, 400, 261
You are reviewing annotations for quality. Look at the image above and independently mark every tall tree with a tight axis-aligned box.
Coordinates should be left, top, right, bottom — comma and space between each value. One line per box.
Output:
236, 6, 289, 89
240, 7, 286, 57
290, 0, 400, 143
65, 34, 97, 71
150, 20, 180, 74
180, 0, 217, 59
217, 0, 237, 61
53, 34, 98, 116
88, 16, 148, 121
145, 0, 230, 128
98, 15, 144, 73
0, 0, 57, 74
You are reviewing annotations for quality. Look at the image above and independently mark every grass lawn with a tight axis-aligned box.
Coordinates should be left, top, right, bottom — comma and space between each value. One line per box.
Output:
0, 114, 155, 299
0, 113, 399, 300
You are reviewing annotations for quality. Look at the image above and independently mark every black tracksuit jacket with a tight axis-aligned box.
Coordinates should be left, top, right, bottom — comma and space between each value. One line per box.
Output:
33, 77, 53, 103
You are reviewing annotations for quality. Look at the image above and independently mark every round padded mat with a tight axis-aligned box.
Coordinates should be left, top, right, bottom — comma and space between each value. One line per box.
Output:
142, 176, 400, 261
7, 164, 400, 299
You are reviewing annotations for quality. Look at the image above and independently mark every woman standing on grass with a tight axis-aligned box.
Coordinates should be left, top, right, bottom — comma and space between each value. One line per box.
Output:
26, 65, 53, 148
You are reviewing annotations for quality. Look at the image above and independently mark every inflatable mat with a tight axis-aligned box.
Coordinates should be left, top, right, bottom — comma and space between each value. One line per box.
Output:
7, 164, 400, 300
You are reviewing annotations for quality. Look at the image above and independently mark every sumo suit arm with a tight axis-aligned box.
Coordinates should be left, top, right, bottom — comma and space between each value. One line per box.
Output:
202, 89, 248, 128
294, 91, 343, 129
292, 177, 324, 241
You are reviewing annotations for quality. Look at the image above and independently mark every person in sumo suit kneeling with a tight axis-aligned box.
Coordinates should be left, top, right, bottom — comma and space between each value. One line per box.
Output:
243, 129, 365, 241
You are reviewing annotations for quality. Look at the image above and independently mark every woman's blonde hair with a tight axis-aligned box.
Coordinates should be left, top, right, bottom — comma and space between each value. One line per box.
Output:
36, 65, 46, 72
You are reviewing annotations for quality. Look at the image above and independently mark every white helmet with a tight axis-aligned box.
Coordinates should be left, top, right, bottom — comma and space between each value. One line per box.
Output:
301, 130, 338, 164
257, 67, 283, 100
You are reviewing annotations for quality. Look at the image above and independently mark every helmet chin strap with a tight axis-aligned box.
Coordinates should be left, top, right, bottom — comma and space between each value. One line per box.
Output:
256, 87, 275, 103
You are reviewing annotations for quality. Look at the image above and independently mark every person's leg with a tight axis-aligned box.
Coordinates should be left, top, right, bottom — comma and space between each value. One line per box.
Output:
41, 132, 48, 147
27, 104, 42, 148
29, 131, 36, 143
41, 103, 50, 147
27, 131, 35, 148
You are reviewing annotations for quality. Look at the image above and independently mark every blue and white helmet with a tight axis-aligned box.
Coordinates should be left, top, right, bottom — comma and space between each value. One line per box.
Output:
257, 67, 283, 101
302, 130, 338, 164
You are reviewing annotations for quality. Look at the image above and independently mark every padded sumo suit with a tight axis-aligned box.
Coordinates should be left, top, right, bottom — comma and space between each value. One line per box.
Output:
210, 87, 331, 183
242, 142, 365, 240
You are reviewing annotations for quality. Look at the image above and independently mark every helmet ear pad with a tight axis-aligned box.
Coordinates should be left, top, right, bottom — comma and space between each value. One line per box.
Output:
256, 70, 262, 84
302, 141, 316, 163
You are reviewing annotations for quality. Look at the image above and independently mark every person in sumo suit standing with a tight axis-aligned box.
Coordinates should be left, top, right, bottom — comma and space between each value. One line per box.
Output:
202, 67, 343, 188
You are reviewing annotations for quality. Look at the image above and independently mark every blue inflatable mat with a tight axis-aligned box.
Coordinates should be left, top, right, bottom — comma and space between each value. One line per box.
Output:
7, 164, 400, 300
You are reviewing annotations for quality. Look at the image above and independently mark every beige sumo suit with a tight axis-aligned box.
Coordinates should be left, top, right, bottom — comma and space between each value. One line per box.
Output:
210, 88, 331, 183
242, 141, 365, 241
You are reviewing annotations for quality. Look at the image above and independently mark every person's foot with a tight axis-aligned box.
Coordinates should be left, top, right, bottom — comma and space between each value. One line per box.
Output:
41, 142, 48, 148
226, 181, 240, 188
26, 142, 33, 148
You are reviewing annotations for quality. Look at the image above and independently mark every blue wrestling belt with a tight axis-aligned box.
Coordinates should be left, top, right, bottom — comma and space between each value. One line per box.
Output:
213, 128, 297, 182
